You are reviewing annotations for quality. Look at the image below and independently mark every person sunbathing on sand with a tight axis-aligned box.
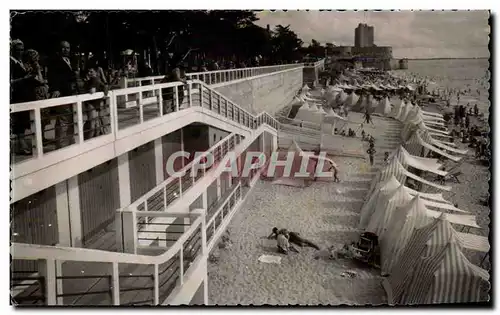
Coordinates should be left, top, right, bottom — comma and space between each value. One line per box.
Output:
268, 227, 321, 250
276, 233, 299, 255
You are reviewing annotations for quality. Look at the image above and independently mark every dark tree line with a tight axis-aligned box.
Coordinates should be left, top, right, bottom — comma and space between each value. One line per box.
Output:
11, 10, 324, 74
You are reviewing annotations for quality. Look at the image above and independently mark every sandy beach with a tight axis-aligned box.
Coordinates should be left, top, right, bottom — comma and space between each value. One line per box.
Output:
207, 114, 401, 305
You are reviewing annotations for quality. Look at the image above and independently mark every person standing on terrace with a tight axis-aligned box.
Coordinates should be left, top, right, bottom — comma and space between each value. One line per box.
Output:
48, 41, 79, 149
23, 49, 50, 145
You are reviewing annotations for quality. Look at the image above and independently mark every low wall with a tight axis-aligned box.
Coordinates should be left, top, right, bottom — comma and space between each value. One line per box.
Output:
212, 67, 303, 115
303, 67, 319, 87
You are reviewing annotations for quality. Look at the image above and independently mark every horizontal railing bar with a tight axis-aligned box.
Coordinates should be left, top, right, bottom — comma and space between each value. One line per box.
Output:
119, 286, 154, 293
137, 230, 184, 234
138, 223, 190, 226
138, 238, 181, 242
56, 275, 110, 280
11, 216, 203, 265
11, 296, 46, 302
119, 274, 153, 279
56, 290, 111, 298
11, 277, 43, 281
123, 299, 154, 305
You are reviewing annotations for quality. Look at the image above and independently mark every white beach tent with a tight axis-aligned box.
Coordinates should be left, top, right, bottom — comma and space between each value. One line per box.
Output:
365, 184, 414, 237
368, 158, 452, 198
389, 99, 405, 119
399, 102, 414, 122
383, 214, 490, 305
345, 92, 360, 107
375, 97, 392, 116
360, 176, 402, 229
336, 90, 349, 104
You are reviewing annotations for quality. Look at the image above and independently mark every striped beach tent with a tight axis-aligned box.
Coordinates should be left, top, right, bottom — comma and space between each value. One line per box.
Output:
383, 214, 489, 305
365, 184, 413, 238
380, 195, 431, 275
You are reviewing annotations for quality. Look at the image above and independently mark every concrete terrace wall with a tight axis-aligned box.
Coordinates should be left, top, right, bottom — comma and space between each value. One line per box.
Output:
213, 67, 303, 115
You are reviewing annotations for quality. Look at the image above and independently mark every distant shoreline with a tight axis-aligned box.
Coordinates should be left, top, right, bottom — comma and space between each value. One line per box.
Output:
402, 57, 489, 61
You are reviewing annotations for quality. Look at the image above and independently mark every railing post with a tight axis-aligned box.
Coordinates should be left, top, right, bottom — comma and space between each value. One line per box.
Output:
121, 211, 138, 254
111, 262, 120, 305
138, 95, 144, 123
33, 108, 44, 157
179, 246, 184, 285
208, 90, 213, 110
158, 88, 163, 116
199, 85, 204, 107
163, 186, 168, 211
174, 86, 180, 112
39, 259, 57, 305
109, 92, 118, 135
187, 83, 192, 108
153, 264, 159, 305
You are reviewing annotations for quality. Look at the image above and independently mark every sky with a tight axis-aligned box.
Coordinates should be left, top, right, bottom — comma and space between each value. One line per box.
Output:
254, 10, 490, 59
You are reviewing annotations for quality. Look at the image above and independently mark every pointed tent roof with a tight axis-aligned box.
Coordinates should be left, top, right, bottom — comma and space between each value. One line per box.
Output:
375, 96, 392, 116
337, 90, 349, 103
360, 175, 402, 230
385, 215, 489, 304
389, 99, 404, 119
399, 102, 414, 122
317, 106, 327, 114
366, 184, 414, 237
309, 103, 319, 111
345, 92, 360, 107
326, 107, 335, 115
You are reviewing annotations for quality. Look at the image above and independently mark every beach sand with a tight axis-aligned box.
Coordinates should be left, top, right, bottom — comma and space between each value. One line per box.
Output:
207, 115, 401, 305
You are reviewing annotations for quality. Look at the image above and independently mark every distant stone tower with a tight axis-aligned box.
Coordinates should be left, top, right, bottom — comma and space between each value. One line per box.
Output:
355, 23, 374, 48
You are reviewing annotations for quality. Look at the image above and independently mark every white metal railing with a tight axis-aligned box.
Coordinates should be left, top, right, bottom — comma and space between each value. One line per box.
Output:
125, 64, 302, 87
11, 210, 206, 306
205, 182, 242, 250
303, 59, 325, 68
115, 118, 273, 253
10, 78, 282, 165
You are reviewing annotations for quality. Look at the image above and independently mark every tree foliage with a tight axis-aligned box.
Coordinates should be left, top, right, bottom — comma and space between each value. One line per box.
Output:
11, 10, 307, 70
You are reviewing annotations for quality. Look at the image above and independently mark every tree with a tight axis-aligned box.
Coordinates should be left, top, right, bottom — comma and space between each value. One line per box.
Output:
270, 24, 303, 62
